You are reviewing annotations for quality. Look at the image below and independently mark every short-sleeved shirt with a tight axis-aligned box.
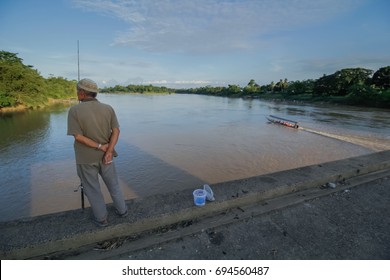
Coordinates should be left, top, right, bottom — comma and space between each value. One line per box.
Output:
67, 99, 119, 164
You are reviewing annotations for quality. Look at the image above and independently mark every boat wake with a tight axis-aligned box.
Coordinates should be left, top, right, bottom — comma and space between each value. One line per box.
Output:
300, 127, 390, 151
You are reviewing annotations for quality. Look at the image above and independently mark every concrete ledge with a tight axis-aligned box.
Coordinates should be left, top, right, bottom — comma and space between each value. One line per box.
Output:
1, 150, 390, 259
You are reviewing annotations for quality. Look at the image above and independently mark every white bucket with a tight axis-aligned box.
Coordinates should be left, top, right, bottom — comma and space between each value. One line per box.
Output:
193, 189, 207, 206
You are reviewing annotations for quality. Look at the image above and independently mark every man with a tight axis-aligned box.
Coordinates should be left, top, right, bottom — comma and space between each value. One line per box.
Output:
67, 78, 127, 227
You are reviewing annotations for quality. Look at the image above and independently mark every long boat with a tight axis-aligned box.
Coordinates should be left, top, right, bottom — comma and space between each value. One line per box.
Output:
266, 115, 299, 129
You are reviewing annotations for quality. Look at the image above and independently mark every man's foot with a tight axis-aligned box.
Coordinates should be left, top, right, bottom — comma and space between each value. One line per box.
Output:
94, 218, 109, 227
115, 209, 128, 217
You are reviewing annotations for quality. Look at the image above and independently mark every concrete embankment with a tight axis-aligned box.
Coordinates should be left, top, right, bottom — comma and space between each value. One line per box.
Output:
1, 150, 390, 260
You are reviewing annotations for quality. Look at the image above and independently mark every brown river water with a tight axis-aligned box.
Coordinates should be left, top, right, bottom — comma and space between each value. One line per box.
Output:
1, 94, 389, 222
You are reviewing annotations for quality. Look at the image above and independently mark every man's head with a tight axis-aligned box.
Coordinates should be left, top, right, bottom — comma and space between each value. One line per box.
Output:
77, 78, 98, 100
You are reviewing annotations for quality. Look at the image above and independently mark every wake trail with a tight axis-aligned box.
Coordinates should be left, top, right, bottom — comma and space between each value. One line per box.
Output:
299, 127, 390, 151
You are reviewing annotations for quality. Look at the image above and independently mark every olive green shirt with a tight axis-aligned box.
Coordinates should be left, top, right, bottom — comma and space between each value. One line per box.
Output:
67, 99, 119, 164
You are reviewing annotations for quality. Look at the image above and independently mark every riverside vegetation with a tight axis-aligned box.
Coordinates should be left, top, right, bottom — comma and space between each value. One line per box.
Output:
0, 51, 76, 111
1, 50, 390, 111
102, 66, 390, 108
176, 67, 390, 108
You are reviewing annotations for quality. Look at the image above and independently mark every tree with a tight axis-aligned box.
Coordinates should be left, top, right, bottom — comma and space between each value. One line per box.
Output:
314, 68, 373, 96
268, 81, 275, 92
226, 84, 241, 95
0, 50, 75, 108
247, 79, 257, 87
274, 78, 288, 92
286, 79, 314, 95
243, 79, 260, 95
0, 51, 24, 64
372, 66, 390, 89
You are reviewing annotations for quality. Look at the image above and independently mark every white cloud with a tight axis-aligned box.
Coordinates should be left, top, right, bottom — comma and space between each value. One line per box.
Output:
73, 0, 363, 54
145, 79, 223, 89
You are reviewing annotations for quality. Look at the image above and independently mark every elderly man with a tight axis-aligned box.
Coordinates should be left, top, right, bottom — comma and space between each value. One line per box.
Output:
67, 78, 127, 227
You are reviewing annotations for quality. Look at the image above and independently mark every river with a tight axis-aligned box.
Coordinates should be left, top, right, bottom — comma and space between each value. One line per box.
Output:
1, 93, 389, 222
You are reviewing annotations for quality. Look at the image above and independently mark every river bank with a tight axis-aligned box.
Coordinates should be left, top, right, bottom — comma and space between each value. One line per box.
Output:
0, 98, 77, 114
0, 93, 174, 114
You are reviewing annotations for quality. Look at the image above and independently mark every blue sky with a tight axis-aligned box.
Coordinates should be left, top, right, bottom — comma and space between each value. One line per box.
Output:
1, 0, 390, 88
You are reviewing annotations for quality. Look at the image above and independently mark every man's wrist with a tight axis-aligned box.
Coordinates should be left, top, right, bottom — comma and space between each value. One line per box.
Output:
96, 143, 102, 150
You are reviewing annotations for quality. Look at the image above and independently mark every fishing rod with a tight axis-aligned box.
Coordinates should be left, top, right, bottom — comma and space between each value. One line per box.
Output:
74, 39, 85, 210
74, 183, 85, 210
77, 40, 80, 81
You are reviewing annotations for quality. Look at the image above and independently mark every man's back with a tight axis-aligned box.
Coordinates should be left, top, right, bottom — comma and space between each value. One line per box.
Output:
67, 100, 119, 164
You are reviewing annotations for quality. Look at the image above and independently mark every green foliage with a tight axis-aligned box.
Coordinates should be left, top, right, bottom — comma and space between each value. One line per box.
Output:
243, 79, 261, 95
46, 77, 77, 99
273, 79, 289, 92
0, 90, 16, 107
345, 84, 378, 105
178, 67, 389, 108
372, 66, 390, 89
101, 84, 173, 94
285, 79, 314, 95
179, 85, 238, 96
0, 51, 75, 109
313, 68, 373, 96
0, 58, 47, 107
346, 85, 390, 108
379, 89, 390, 107
0, 50, 24, 64
226, 84, 242, 95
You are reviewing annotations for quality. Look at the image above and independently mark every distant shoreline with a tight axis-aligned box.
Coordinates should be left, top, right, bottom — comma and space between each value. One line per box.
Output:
0, 98, 77, 114
1, 91, 389, 114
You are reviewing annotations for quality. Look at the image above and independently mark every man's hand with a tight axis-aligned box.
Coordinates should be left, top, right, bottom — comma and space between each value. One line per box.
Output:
100, 143, 109, 152
103, 151, 113, 164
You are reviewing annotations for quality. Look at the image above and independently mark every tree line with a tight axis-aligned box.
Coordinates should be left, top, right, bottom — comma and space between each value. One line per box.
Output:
179, 67, 390, 108
101, 84, 173, 94
1, 50, 389, 109
0, 51, 76, 109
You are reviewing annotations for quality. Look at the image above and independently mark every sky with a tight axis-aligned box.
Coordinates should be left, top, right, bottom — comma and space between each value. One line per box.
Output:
1, 0, 390, 89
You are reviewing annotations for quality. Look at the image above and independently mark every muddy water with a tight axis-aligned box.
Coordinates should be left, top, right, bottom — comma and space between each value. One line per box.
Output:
1, 94, 389, 221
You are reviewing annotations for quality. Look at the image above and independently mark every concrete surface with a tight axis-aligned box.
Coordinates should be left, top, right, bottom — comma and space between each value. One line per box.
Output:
1, 150, 390, 260
116, 172, 390, 260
